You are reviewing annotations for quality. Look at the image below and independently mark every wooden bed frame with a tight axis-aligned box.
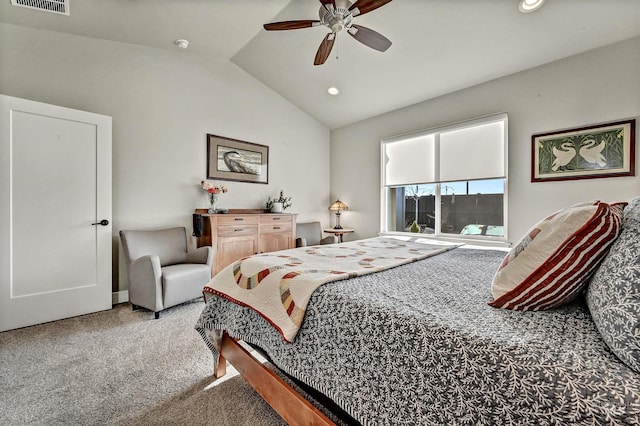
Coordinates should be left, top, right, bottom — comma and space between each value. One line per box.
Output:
215, 331, 336, 426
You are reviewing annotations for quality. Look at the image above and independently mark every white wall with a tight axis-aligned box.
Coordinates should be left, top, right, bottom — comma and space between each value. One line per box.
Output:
0, 23, 331, 292
330, 36, 640, 244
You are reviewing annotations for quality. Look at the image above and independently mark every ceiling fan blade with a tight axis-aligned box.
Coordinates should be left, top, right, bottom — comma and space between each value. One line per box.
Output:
263, 20, 320, 31
314, 33, 336, 66
347, 24, 392, 52
349, 0, 393, 17
319, 0, 336, 10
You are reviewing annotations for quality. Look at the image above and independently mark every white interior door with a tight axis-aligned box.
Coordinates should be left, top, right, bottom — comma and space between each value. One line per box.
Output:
0, 95, 112, 332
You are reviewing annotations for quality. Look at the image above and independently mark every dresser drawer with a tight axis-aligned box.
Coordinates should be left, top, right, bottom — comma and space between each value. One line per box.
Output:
260, 214, 291, 224
217, 224, 258, 237
195, 211, 297, 276
260, 223, 292, 234
217, 215, 259, 225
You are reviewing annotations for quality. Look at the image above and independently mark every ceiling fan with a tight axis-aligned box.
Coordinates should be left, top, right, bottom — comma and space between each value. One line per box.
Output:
263, 0, 394, 66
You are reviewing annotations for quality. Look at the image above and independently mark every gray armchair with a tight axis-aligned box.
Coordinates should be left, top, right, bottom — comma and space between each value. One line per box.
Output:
296, 221, 338, 247
119, 227, 214, 319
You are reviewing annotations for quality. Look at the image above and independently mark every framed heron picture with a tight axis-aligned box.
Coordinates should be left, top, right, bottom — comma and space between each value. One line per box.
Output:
531, 119, 636, 182
206, 134, 269, 184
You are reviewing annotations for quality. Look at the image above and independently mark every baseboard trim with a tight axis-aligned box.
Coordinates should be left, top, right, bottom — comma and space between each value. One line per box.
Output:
112, 290, 129, 305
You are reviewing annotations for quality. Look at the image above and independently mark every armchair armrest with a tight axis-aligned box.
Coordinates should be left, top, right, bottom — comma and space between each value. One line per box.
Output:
130, 254, 163, 311
185, 246, 214, 266
296, 237, 308, 248
320, 236, 338, 245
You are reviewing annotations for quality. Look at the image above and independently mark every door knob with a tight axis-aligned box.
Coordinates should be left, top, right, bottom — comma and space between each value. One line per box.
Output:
91, 219, 110, 226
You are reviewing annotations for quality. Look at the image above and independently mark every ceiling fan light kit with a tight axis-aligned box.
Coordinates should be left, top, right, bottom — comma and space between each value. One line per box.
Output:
263, 0, 394, 66
319, 3, 352, 33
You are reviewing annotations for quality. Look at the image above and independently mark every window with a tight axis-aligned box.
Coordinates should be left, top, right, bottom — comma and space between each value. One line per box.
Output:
381, 114, 508, 242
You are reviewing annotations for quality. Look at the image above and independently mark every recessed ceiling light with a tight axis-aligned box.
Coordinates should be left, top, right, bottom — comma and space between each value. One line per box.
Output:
328, 87, 340, 95
175, 39, 189, 49
519, 0, 545, 13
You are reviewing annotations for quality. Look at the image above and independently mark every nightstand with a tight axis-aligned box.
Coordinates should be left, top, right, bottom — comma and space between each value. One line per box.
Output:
323, 228, 354, 243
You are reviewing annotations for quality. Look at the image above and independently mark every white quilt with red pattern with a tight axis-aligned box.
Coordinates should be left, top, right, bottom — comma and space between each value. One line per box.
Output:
203, 236, 459, 342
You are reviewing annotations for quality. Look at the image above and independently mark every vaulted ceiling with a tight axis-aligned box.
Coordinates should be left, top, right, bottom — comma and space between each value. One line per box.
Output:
1, 0, 639, 129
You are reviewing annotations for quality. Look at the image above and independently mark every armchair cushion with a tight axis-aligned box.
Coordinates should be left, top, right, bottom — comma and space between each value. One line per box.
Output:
162, 263, 212, 308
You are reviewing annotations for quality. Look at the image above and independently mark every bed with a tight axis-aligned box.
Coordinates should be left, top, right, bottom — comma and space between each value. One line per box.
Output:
195, 198, 640, 425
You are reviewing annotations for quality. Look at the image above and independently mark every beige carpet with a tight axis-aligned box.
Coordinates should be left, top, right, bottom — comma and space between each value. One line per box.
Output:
0, 300, 288, 425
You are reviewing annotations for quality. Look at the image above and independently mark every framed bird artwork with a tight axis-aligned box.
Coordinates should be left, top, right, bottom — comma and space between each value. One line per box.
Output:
207, 134, 269, 184
531, 119, 635, 182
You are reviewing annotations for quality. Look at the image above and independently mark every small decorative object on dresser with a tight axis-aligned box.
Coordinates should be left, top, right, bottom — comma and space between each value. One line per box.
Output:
201, 180, 227, 214
265, 190, 292, 213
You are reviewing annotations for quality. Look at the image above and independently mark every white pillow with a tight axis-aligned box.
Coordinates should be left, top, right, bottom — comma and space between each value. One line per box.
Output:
490, 201, 625, 311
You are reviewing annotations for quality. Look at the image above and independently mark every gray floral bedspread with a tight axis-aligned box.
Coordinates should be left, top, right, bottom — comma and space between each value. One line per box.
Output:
195, 247, 640, 425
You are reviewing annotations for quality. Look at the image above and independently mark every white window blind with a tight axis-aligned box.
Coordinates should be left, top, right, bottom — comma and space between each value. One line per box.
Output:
439, 120, 505, 182
382, 113, 507, 186
383, 134, 436, 186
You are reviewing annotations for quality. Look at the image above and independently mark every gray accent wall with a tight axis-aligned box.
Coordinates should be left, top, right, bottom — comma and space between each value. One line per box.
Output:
0, 23, 331, 293
330, 36, 640, 244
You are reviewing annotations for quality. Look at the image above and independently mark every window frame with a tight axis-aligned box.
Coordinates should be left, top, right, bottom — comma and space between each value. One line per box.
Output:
380, 113, 509, 245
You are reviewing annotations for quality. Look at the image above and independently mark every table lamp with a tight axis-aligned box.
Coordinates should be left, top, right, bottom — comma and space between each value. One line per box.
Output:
328, 199, 349, 229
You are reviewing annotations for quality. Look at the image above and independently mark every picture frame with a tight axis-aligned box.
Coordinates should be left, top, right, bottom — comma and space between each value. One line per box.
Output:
206, 134, 269, 184
531, 119, 636, 182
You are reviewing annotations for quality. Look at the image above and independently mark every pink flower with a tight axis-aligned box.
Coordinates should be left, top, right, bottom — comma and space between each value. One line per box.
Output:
201, 180, 228, 194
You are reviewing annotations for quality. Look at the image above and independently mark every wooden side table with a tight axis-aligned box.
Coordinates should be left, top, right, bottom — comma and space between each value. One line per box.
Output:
323, 228, 354, 243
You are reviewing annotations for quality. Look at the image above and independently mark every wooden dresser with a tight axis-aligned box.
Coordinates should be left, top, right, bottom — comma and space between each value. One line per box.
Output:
195, 209, 297, 276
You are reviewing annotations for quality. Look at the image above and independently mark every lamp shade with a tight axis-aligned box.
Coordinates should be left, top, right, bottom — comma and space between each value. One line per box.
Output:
328, 200, 349, 212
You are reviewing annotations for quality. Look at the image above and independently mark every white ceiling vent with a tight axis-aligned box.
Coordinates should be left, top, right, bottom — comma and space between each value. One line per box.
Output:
10, 0, 70, 16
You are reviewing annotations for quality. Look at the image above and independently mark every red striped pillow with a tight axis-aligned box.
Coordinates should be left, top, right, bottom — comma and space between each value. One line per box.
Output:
489, 201, 626, 311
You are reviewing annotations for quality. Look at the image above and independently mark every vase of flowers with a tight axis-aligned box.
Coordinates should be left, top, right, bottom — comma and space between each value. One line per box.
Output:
201, 180, 228, 214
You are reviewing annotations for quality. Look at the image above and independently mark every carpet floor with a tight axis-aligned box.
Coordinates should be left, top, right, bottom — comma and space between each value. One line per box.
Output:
0, 300, 288, 425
